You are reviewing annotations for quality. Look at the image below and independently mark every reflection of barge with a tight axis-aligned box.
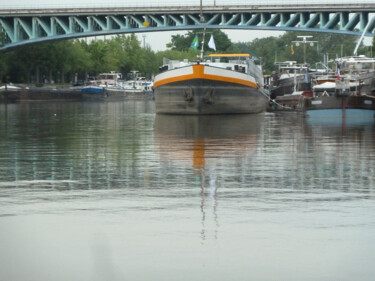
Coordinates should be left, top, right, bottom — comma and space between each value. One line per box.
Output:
154, 114, 263, 169
153, 54, 268, 115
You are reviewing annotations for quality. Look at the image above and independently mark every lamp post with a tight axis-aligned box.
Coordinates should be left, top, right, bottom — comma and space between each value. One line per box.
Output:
292, 35, 318, 64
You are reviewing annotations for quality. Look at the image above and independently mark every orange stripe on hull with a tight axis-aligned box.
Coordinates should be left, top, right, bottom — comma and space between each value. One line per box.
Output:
154, 64, 258, 89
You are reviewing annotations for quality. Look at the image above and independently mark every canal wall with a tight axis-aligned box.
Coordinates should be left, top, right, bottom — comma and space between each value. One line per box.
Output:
0, 86, 154, 102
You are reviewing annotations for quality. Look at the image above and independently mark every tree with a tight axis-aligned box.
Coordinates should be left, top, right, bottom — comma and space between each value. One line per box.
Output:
0, 30, 370, 84
0, 51, 7, 83
82, 39, 110, 77
235, 31, 361, 74
0, 32, 7, 82
167, 29, 233, 53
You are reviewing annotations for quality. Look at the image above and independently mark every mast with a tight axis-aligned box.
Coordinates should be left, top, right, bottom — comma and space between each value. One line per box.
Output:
200, 29, 206, 61
200, 0, 203, 22
199, 0, 206, 61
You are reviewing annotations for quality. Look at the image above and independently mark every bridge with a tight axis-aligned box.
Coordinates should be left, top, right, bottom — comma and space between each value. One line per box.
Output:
1, 2, 375, 50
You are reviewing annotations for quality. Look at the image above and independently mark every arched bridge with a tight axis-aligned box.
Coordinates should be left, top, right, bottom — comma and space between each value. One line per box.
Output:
1, 3, 375, 50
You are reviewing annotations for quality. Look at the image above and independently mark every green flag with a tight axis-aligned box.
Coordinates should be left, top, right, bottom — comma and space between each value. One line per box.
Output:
190, 35, 199, 52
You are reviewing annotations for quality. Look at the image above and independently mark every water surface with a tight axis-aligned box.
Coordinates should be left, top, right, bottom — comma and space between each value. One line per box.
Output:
1, 101, 375, 281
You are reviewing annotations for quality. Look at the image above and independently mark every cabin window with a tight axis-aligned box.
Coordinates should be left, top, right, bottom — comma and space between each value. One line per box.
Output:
159, 65, 168, 73
360, 63, 372, 70
234, 65, 246, 73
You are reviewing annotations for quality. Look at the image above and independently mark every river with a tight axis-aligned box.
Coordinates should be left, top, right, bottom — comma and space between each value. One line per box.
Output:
1, 100, 375, 281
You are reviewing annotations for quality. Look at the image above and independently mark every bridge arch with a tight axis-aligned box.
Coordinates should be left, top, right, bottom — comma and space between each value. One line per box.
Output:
1, 4, 375, 50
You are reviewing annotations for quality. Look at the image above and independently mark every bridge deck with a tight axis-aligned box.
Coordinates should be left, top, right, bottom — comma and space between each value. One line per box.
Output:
1, 4, 375, 16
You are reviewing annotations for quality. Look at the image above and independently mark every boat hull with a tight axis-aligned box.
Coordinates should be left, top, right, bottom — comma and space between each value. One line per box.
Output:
154, 65, 267, 115
268, 90, 313, 112
105, 88, 154, 100
304, 95, 375, 125
270, 75, 311, 99
81, 87, 125, 101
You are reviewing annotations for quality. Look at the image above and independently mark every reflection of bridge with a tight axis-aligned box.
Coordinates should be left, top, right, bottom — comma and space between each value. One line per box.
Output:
1, 3, 375, 50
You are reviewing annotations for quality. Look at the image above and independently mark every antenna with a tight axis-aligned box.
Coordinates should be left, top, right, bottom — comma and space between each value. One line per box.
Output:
292, 35, 318, 64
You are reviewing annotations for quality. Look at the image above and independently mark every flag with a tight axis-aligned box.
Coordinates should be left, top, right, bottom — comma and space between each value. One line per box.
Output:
190, 35, 199, 52
337, 68, 341, 80
208, 34, 216, 51
291, 44, 294, 55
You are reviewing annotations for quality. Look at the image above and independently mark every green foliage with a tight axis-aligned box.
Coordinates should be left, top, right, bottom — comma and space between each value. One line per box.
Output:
0, 35, 155, 84
86, 39, 109, 75
0, 30, 372, 84
3, 40, 92, 83
156, 49, 198, 63
167, 29, 233, 53
0, 31, 6, 48
234, 31, 362, 74
0, 51, 7, 82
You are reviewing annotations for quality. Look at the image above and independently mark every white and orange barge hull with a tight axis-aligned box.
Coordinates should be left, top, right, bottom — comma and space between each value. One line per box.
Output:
153, 64, 268, 115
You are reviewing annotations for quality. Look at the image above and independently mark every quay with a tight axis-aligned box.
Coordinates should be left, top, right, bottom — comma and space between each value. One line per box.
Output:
0, 85, 154, 102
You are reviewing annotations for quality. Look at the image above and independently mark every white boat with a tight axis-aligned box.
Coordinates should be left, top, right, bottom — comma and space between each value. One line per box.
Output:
122, 78, 153, 93
96, 71, 123, 87
0, 84, 22, 92
153, 53, 268, 115
81, 70, 154, 101
81, 71, 123, 100
0, 84, 24, 102
122, 71, 153, 93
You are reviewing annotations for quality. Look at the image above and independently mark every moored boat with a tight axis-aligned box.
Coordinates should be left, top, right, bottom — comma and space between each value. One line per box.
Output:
81, 85, 105, 100
272, 55, 375, 123
270, 61, 312, 99
96, 71, 123, 87
304, 75, 375, 125
122, 70, 154, 93
153, 54, 268, 115
304, 95, 375, 125
0, 84, 27, 102
334, 55, 375, 95
81, 71, 123, 101
268, 89, 313, 112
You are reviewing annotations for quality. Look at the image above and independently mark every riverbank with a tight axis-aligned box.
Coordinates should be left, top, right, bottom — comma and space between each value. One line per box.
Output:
0, 84, 154, 102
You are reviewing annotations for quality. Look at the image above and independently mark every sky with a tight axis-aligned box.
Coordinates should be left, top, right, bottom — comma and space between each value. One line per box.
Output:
132, 30, 286, 51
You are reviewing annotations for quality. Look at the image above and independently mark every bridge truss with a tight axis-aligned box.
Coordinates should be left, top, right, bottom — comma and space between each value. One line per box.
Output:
1, 4, 375, 50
